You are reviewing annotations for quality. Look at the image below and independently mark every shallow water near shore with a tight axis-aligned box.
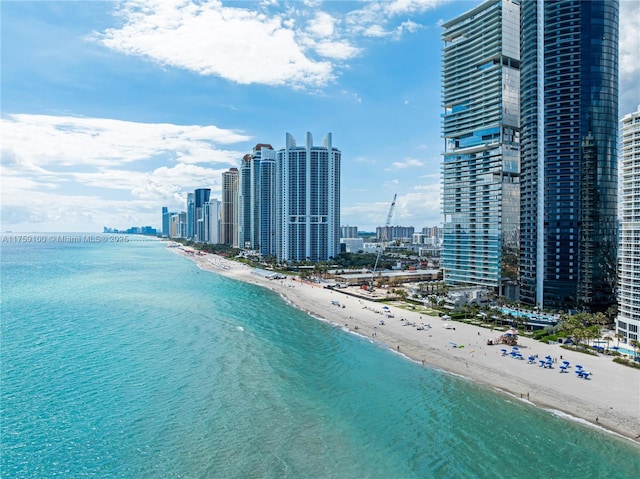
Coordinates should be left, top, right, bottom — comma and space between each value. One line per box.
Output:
2, 237, 639, 478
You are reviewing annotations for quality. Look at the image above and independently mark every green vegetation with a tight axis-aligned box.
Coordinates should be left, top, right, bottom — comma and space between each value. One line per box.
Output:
554, 311, 609, 348
612, 357, 640, 370
172, 238, 241, 257
332, 252, 391, 270
560, 344, 599, 356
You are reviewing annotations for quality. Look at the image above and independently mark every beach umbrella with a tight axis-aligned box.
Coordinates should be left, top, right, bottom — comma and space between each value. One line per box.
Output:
506, 328, 519, 336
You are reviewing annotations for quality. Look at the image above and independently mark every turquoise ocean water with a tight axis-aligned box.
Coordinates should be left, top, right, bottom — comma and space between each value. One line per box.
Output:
2, 236, 639, 478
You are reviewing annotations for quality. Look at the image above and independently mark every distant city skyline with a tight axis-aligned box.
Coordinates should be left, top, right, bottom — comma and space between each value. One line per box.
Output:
1, 0, 638, 232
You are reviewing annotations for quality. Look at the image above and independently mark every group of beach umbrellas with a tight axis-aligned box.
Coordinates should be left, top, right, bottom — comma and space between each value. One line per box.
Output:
501, 346, 524, 360
500, 346, 592, 379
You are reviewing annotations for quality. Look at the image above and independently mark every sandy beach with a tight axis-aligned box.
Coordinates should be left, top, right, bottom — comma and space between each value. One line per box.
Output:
174, 248, 640, 443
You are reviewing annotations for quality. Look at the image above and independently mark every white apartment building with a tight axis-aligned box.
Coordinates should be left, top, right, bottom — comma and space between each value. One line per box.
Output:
618, 106, 640, 343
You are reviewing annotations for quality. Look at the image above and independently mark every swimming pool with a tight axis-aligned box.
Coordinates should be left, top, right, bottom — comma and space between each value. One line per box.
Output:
592, 341, 638, 356
611, 345, 638, 356
497, 307, 559, 324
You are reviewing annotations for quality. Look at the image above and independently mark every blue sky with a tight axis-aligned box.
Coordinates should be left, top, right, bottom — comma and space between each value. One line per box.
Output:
2, 0, 638, 233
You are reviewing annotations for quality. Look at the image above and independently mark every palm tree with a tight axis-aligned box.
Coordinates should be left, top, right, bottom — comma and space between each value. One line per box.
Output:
615, 332, 624, 348
630, 340, 639, 360
603, 335, 613, 352
585, 326, 600, 350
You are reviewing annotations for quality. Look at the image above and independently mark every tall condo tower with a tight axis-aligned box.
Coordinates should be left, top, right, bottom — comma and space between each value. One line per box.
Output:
519, 0, 618, 311
259, 147, 277, 258
276, 132, 340, 262
618, 106, 640, 343
221, 168, 239, 247
193, 188, 211, 243
161, 207, 169, 237
238, 144, 275, 253
441, 0, 521, 294
186, 193, 195, 240
204, 199, 221, 245
239, 153, 253, 249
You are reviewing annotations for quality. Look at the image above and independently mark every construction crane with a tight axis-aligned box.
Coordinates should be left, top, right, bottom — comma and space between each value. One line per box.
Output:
369, 193, 397, 292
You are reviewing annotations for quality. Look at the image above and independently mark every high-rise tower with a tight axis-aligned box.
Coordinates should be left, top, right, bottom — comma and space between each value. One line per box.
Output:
221, 168, 239, 247
161, 206, 169, 237
238, 144, 275, 252
441, 0, 521, 294
519, 0, 619, 311
276, 132, 340, 262
186, 193, 195, 240
239, 153, 253, 249
193, 188, 211, 243
618, 106, 640, 343
259, 147, 277, 258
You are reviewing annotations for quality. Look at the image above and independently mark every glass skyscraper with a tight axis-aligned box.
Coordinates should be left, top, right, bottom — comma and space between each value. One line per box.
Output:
186, 193, 194, 240
161, 206, 169, 237
259, 148, 277, 258
193, 188, 211, 243
221, 168, 239, 247
519, 0, 618, 311
238, 144, 275, 253
441, 0, 521, 294
239, 153, 254, 250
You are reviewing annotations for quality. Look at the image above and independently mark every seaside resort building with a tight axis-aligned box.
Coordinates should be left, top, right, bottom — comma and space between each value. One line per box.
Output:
238, 144, 277, 256
441, 0, 521, 296
617, 106, 640, 343
275, 132, 340, 262
519, 0, 619, 311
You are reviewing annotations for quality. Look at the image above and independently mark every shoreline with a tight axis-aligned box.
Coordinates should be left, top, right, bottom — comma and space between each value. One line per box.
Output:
173, 248, 640, 444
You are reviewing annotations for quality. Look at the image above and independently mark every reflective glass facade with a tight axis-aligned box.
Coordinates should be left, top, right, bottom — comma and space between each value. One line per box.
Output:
186, 193, 194, 240
193, 188, 211, 243
259, 149, 277, 258
520, 0, 618, 311
221, 168, 239, 246
238, 144, 276, 254
238, 154, 253, 249
441, 0, 521, 292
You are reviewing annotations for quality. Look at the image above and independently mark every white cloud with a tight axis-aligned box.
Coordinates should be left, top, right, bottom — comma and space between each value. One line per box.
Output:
619, 0, 640, 115
1, 114, 249, 169
0, 113, 250, 231
341, 185, 441, 230
620, 0, 640, 80
95, 0, 443, 89
97, 0, 336, 88
346, 0, 442, 38
312, 40, 361, 60
307, 11, 335, 38
388, 158, 425, 170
